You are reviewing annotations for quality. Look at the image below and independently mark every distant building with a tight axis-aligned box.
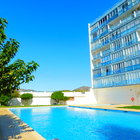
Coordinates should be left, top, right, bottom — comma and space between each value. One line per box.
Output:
88, 0, 140, 104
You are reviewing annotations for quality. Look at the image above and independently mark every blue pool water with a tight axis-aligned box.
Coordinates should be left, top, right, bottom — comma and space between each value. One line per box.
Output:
10, 107, 140, 140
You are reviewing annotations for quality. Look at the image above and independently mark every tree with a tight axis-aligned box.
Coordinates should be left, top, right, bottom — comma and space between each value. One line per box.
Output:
51, 91, 69, 104
0, 18, 39, 99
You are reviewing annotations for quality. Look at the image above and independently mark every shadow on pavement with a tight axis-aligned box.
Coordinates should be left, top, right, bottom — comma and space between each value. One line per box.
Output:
0, 114, 34, 140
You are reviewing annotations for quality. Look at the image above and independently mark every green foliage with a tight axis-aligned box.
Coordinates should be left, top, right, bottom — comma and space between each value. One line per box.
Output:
73, 89, 87, 92
20, 93, 33, 100
51, 91, 64, 102
118, 106, 140, 110
0, 95, 11, 106
61, 90, 72, 92
63, 96, 70, 101
11, 90, 20, 97
0, 18, 39, 96
51, 91, 69, 103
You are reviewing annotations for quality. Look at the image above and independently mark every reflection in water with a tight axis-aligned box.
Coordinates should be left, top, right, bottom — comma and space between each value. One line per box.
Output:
97, 124, 140, 140
32, 108, 51, 115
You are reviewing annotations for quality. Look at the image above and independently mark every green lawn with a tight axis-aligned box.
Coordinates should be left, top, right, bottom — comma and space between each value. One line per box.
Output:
0, 105, 65, 108
118, 106, 140, 110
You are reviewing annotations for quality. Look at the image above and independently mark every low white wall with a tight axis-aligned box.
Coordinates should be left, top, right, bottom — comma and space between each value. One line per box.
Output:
9, 86, 140, 106
94, 85, 140, 105
9, 91, 97, 106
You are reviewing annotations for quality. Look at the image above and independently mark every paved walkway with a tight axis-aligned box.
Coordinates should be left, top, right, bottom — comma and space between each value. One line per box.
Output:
0, 109, 45, 140
69, 104, 140, 113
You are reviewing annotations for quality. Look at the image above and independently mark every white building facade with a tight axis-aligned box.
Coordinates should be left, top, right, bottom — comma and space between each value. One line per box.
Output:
89, 0, 140, 104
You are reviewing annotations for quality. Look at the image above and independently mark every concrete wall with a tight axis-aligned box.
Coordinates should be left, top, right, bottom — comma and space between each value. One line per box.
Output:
9, 85, 140, 106
94, 85, 140, 105
9, 91, 97, 106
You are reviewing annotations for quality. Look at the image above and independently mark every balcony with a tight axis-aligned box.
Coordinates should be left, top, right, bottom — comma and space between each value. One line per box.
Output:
111, 56, 124, 63
101, 60, 111, 66
91, 18, 140, 44
98, 21, 108, 29
94, 63, 101, 69
110, 10, 140, 32
92, 40, 110, 52
125, 64, 140, 72
98, 14, 119, 30
137, 10, 140, 16
91, 30, 110, 43
102, 49, 111, 56
113, 46, 121, 51
93, 53, 101, 60
118, 0, 140, 16
91, 36, 98, 43
133, 64, 140, 70
93, 64, 140, 80
106, 71, 113, 76
94, 76, 140, 88
93, 73, 101, 78
100, 30, 109, 38
110, 20, 140, 42
94, 78, 140, 88
91, 44, 102, 52
90, 27, 98, 34
110, 64, 140, 74
122, 39, 139, 49
124, 50, 140, 60
108, 14, 118, 22
113, 68, 125, 74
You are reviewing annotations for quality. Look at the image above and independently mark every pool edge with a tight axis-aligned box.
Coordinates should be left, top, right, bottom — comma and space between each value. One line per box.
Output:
0, 108, 46, 140
69, 105, 140, 114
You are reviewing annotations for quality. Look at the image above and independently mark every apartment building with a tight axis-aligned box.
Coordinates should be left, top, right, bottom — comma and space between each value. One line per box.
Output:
88, 0, 140, 104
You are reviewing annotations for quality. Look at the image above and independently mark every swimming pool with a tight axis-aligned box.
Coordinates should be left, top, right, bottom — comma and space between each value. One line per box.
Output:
10, 107, 140, 140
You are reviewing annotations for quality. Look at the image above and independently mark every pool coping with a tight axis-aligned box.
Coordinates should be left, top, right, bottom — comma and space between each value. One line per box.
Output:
0, 108, 46, 140
69, 104, 140, 114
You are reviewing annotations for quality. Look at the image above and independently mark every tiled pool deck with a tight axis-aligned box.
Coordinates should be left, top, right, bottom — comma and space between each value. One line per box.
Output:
0, 105, 140, 140
0, 108, 45, 140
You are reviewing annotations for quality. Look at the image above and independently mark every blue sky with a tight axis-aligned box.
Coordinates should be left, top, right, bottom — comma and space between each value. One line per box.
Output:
1, 0, 118, 91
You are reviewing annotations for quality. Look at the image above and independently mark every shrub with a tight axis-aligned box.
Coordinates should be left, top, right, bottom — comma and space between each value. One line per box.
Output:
20, 93, 33, 100
63, 96, 70, 101
11, 90, 20, 98
73, 89, 87, 92
0, 95, 11, 106
61, 90, 72, 92
51, 91, 69, 104
51, 91, 64, 103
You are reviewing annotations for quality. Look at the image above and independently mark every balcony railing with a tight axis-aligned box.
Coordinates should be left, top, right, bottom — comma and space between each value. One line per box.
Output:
102, 49, 111, 56
94, 63, 101, 69
113, 68, 125, 74
113, 46, 121, 51
118, 0, 140, 16
91, 21, 139, 47
101, 60, 111, 66
94, 77, 140, 88
91, 44, 102, 52
108, 14, 118, 22
93, 74, 101, 78
93, 64, 140, 79
93, 53, 101, 60
111, 56, 124, 63
90, 27, 98, 34
100, 30, 109, 38
110, 9, 140, 32
92, 40, 110, 52
110, 24, 140, 42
